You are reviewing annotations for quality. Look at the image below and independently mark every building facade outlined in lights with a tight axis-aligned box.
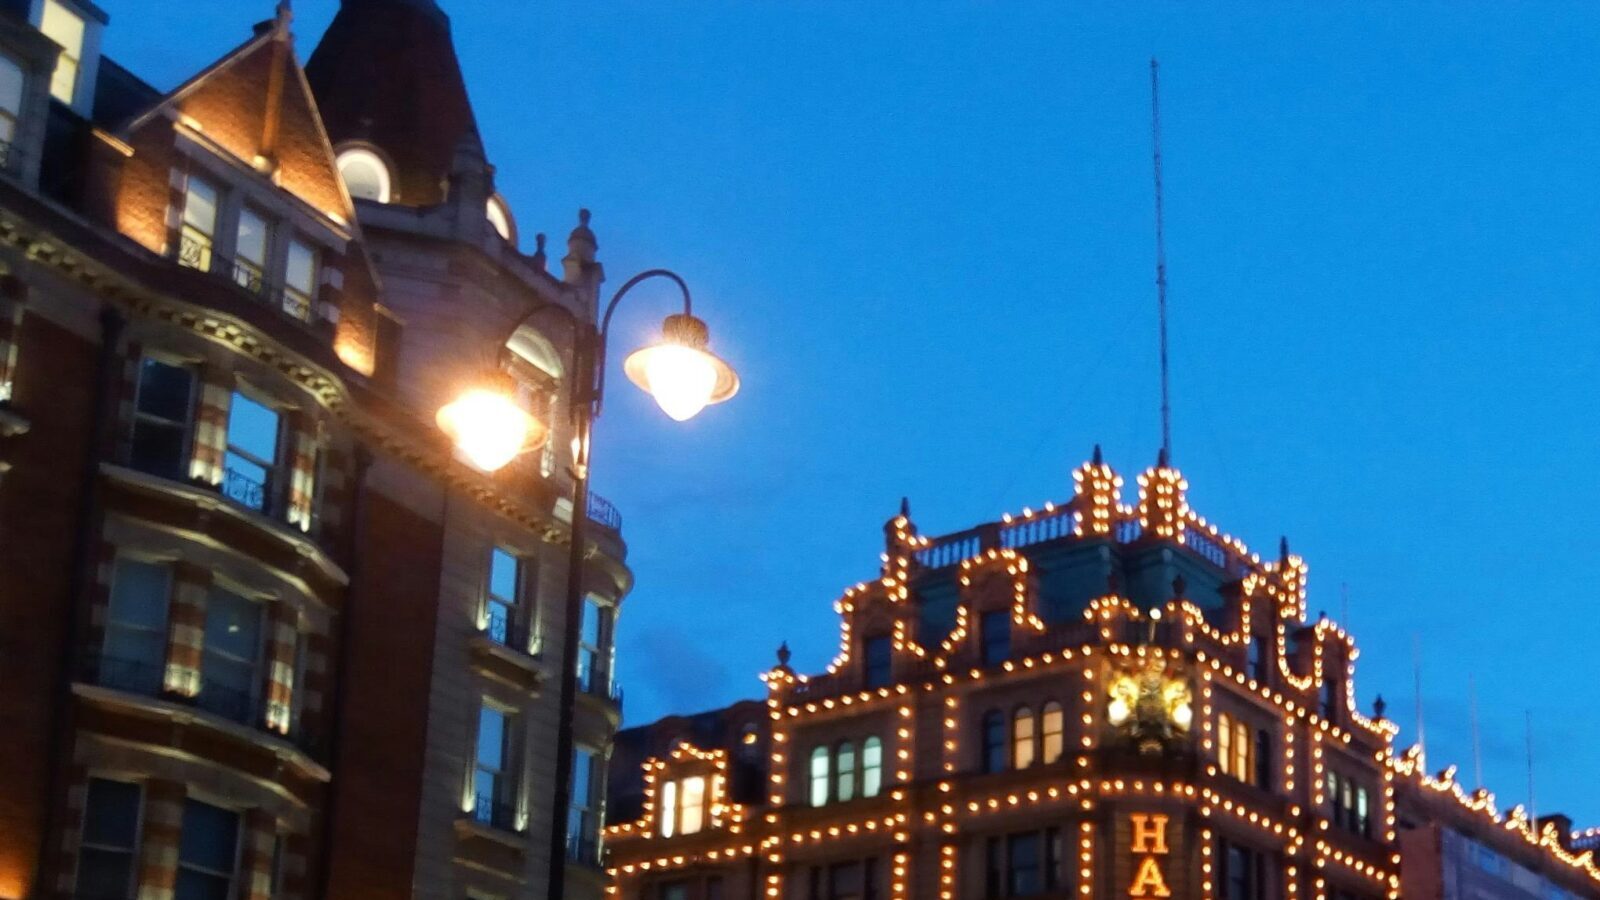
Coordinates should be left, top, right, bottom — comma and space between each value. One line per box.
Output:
605, 449, 1600, 900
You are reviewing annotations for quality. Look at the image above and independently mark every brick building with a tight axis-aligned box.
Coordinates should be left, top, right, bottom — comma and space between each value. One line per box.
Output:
605, 450, 1600, 900
0, 1, 627, 898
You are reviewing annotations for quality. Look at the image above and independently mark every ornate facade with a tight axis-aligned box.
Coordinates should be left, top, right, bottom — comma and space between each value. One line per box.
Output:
0, 1, 626, 898
606, 450, 1600, 900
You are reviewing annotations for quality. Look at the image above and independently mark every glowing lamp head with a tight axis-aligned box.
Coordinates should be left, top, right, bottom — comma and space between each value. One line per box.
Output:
623, 314, 739, 422
436, 380, 550, 472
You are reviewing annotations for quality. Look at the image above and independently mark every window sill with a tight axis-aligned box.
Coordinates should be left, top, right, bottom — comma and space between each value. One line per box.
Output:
454, 814, 531, 849
467, 633, 544, 693
0, 405, 29, 437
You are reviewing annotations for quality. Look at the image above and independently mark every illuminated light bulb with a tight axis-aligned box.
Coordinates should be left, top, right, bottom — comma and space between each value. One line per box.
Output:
623, 313, 739, 421
435, 384, 548, 472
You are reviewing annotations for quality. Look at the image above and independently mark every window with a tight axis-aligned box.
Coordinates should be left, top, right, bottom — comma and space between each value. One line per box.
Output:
1247, 634, 1268, 682
809, 746, 830, 807
568, 746, 602, 859
1255, 728, 1272, 791
130, 358, 194, 480
40, 0, 84, 104
282, 238, 317, 321
577, 596, 611, 695
861, 737, 883, 799
1327, 772, 1371, 838
981, 709, 1005, 774
985, 829, 1061, 898
178, 176, 218, 272
1012, 708, 1035, 769
1220, 841, 1266, 900
863, 634, 892, 689
678, 775, 705, 835
199, 588, 261, 723
75, 779, 141, 899
836, 741, 857, 802
707, 877, 724, 900
816, 859, 879, 900
100, 559, 170, 695
659, 882, 689, 900
485, 547, 520, 647
659, 779, 677, 838
980, 609, 1010, 665
1217, 713, 1250, 784
176, 799, 239, 900
223, 391, 279, 512
0, 54, 23, 149
336, 148, 391, 203
486, 195, 514, 243
1040, 702, 1064, 764
233, 208, 270, 295
473, 704, 514, 827
1320, 679, 1339, 720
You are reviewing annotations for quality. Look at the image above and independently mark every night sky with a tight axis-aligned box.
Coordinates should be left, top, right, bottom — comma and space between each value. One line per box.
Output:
107, 2, 1600, 825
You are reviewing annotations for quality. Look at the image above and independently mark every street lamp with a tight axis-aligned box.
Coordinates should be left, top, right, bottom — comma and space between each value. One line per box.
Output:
435, 268, 738, 898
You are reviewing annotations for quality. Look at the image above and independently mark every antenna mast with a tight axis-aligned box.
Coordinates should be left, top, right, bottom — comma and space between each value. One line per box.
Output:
1526, 711, 1537, 830
1150, 58, 1172, 458
1412, 634, 1426, 763
1470, 673, 1483, 790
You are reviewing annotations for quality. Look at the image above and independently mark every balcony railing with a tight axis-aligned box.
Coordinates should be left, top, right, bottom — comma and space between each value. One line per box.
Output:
222, 465, 268, 513
87, 654, 308, 747
566, 833, 603, 867
483, 608, 539, 657
472, 793, 522, 833
174, 245, 315, 324
586, 492, 623, 531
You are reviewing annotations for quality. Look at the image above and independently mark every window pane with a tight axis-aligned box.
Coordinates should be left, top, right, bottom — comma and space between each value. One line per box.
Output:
183, 179, 218, 235
40, 0, 84, 103
981, 610, 1010, 664
581, 597, 602, 644
203, 590, 260, 668
864, 634, 892, 688
660, 779, 677, 838
107, 560, 170, 633
235, 209, 268, 266
1008, 832, 1043, 896
0, 55, 23, 119
179, 799, 238, 873
1041, 702, 1064, 764
836, 743, 856, 802
982, 710, 1005, 773
476, 707, 505, 769
285, 240, 317, 295
490, 548, 519, 601
227, 393, 279, 462
82, 779, 140, 847
1013, 709, 1036, 769
861, 736, 883, 798
809, 746, 829, 807
680, 776, 705, 835
137, 359, 194, 423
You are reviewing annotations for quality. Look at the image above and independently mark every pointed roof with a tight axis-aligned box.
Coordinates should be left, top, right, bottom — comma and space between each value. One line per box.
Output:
304, 0, 482, 206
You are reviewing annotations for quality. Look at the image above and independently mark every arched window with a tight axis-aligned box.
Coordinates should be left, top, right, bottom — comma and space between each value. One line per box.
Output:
836, 741, 857, 802
1012, 707, 1036, 769
659, 779, 677, 837
1040, 701, 1064, 764
861, 737, 883, 798
487, 195, 516, 244
336, 147, 392, 203
809, 746, 830, 807
981, 710, 1005, 774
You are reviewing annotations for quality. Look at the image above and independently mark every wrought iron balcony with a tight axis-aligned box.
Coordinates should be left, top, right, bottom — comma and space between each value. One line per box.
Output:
472, 793, 523, 833
586, 491, 623, 531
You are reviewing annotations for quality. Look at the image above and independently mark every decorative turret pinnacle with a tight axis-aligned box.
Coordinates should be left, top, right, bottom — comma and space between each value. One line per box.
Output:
1072, 445, 1119, 536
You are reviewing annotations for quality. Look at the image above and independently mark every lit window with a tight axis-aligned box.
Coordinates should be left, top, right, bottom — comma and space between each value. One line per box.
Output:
130, 358, 194, 480
177, 799, 239, 900
861, 737, 883, 799
75, 779, 140, 899
1012, 708, 1035, 769
485, 547, 520, 647
283, 237, 318, 321
199, 587, 261, 724
178, 176, 218, 272
0, 54, 23, 148
1040, 701, 1064, 764
1218, 713, 1250, 783
679, 776, 705, 835
809, 746, 829, 807
39, 0, 84, 104
336, 147, 391, 203
486, 195, 514, 243
659, 779, 677, 837
836, 741, 856, 802
233, 208, 269, 296
101, 559, 171, 696
224, 392, 280, 512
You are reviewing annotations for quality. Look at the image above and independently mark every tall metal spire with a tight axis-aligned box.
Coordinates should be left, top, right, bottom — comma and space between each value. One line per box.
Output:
1150, 58, 1172, 458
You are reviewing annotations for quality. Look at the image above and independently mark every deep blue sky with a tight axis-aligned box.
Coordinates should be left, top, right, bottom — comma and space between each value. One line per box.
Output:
108, 2, 1600, 825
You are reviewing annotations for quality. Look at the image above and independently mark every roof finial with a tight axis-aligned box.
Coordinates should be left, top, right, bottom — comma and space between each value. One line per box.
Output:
566, 208, 597, 263
1373, 694, 1388, 720
1156, 446, 1169, 469
776, 641, 792, 668
899, 496, 911, 518
531, 232, 548, 269
274, 0, 293, 36
1278, 535, 1290, 562
1092, 443, 1103, 466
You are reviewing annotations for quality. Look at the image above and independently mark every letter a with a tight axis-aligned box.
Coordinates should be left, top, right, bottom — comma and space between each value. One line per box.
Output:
1129, 856, 1172, 898
1129, 813, 1169, 855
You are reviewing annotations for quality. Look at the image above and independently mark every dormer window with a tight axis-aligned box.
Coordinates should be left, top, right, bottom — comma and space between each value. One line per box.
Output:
283, 237, 318, 321
486, 195, 515, 244
38, 0, 83, 104
178, 176, 219, 272
336, 147, 391, 203
232, 208, 270, 295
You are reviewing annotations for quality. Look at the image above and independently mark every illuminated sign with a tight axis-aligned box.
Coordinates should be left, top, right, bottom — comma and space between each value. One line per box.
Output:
1129, 813, 1172, 898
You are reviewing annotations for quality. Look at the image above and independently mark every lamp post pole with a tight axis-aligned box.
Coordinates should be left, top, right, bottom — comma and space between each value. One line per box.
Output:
545, 270, 697, 900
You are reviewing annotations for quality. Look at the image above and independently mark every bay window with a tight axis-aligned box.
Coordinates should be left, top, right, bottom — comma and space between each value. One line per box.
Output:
178, 176, 218, 272
199, 588, 261, 724
233, 208, 269, 295
100, 559, 171, 696
282, 237, 317, 321
176, 799, 238, 900
130, 357, 194, 480
74, 778, 141, 900
222, 391, 279, 512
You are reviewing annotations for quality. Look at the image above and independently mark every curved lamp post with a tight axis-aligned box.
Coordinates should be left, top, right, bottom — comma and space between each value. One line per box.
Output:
436, 269, 737, 898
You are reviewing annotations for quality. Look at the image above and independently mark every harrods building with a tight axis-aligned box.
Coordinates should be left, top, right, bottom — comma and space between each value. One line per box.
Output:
605, 450, 1600, 900
0, 1, 628, 898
